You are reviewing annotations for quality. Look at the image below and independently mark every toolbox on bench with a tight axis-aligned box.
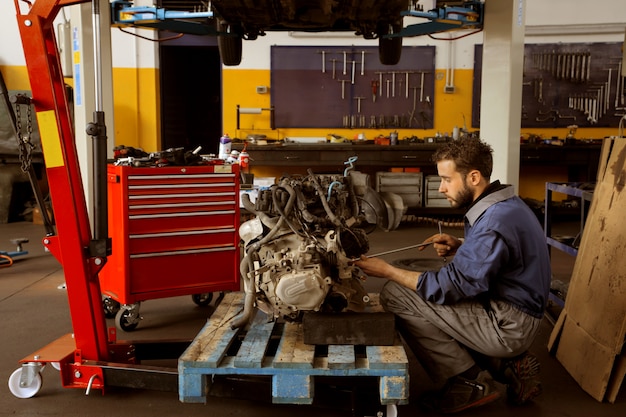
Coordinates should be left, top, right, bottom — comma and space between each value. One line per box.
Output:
178, 292, 409, 406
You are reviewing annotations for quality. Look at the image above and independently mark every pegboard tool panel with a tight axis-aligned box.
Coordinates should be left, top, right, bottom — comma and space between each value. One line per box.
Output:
472, 42, 624, 128
271, 45, 435, 129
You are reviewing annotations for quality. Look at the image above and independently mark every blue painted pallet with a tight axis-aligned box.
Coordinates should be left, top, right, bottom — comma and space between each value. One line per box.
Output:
179, 292, 409, 405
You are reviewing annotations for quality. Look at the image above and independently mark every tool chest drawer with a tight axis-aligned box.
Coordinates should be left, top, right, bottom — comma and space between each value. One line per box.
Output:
100, 164, 241, 303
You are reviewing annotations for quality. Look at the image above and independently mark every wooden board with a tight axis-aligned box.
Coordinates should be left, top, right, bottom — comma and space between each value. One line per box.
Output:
549, 138, 626, 402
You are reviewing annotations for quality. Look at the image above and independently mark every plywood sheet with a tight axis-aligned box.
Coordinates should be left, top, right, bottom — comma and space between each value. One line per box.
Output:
549, 138, 626, 402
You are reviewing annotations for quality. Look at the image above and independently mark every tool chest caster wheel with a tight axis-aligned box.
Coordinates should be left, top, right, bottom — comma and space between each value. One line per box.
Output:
191, 293, 213, 306
8, 366, 43, 399
102, 296, 121, 318
115, 303, 141, 331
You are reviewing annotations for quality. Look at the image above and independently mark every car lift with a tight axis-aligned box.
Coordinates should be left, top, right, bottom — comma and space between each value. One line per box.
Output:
9, 0, 484, 406
108, 0, 484, 41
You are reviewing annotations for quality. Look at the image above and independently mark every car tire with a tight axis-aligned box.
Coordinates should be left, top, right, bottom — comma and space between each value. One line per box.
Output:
378, 22, 403, 66
217, 20, 243, 66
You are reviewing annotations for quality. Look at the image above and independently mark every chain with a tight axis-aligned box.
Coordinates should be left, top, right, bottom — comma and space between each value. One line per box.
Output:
14, 99, 35, 172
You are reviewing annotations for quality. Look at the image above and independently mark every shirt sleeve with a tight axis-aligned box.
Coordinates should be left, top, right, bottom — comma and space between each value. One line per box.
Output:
416, 227, 509, 304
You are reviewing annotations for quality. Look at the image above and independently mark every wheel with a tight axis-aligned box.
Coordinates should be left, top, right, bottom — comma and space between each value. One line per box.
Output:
8, 367, 43, 399
102, 296, 121, 318
191, 292, 213, 306
386, 404, 398, 417
115, 305, 140, 331
357, 197, 380, 234
217, 20, 243, 66
378, 22, 403, 66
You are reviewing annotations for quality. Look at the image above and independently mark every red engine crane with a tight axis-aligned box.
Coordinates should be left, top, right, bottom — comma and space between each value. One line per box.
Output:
9, 0, 222, 397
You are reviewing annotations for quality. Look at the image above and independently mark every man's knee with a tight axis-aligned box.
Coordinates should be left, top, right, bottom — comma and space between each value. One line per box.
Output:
380, 280, 413, 313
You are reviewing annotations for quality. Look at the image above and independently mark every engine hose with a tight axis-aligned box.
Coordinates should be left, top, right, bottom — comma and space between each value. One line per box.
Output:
346, 177, 360, 219
327, 181, 343, 201
272, 183, 305, 238
241, 192, 275, 227
343, 156, 358, 177
307, 168, 341, 226
230, 252, 255, 329
231, 185, 298, 329
294, 185, 329, 225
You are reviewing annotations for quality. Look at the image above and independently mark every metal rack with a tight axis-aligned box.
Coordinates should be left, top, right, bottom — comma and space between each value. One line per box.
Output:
544, 182, 594, 257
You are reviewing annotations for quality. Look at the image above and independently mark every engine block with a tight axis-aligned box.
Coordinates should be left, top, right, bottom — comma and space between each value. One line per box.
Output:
236, 170, 371, 326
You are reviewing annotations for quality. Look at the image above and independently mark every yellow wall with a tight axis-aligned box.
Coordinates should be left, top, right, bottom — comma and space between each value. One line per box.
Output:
111, 67, 161, 151
4, 63, 617, 201
0, 66, 31, 90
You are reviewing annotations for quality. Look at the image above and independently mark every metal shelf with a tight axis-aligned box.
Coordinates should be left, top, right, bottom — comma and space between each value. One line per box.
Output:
544, 182, 595, 257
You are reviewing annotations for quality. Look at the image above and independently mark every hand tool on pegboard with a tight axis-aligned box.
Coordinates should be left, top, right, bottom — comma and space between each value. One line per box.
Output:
371, 79, 379, 102
317, 50, 328, 73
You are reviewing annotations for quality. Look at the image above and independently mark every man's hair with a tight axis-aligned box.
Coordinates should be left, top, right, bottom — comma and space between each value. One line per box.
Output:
432, 138, 493, 179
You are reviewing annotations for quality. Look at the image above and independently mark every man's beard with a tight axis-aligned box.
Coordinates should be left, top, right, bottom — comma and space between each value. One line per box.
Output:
448, 181, 473, 209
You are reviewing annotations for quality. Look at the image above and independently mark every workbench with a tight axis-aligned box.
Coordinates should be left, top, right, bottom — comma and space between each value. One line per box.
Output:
233, 142, 602, 182
179, 292, 409, 407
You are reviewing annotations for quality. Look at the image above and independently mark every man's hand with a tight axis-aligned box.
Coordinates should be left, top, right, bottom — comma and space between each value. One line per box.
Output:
420, 233, 463, 258
353, 255, 423, 290
352, 255, 394, 278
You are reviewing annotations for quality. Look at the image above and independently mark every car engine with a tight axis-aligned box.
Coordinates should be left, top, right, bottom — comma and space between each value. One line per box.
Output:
233, 168, 372, 328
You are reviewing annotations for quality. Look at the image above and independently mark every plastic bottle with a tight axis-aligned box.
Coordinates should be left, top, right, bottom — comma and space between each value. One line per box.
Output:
390, 131, 398, 145
239, 144, 250, 171
218, 133, 232, 159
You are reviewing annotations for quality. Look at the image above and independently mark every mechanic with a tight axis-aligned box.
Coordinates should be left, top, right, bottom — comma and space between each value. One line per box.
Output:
353, 138, 551, 413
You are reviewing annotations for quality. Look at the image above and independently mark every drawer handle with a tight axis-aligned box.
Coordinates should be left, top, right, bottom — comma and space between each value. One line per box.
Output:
402, 155, 418, 159
129, 210, 235, 220
130, 246, 236, 259
284, 156, 300, 160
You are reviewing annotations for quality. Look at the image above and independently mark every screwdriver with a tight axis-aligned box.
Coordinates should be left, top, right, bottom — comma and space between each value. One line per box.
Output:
371, 80, 379, 102
355, 242, 433, 259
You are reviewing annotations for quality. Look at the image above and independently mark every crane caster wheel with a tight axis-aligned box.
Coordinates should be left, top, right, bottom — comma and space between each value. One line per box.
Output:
191, 292, 213, 306
115, 304, 141, 331
8, 367, 43, 399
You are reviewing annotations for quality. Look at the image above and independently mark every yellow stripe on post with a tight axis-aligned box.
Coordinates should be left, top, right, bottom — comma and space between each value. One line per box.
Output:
36, 110, 65, 168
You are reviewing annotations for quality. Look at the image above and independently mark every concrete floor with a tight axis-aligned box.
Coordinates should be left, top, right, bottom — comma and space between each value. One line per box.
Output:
1, 219, 625, 417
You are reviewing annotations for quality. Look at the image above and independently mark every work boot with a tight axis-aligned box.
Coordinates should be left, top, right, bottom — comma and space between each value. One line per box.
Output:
420, 370, 502, 414
501, 351, 543, 405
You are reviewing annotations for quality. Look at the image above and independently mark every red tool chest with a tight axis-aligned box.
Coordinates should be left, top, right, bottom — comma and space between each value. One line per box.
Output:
99, 164, 241, 305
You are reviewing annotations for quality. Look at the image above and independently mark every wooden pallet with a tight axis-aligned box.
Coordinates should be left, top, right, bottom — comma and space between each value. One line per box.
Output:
179, 292, 409, 405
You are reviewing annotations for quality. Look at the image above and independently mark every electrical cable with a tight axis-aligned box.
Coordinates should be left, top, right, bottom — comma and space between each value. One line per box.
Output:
117, 27, 184, 42
428, 28, 483, 41
0, 255, 14, 268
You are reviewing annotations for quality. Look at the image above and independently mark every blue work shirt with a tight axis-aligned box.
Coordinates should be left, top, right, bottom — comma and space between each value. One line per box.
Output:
417, 183, 551, 318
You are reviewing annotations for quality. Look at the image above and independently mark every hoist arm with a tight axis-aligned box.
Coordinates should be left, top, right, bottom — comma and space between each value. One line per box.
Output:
13, 0, 110, 362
